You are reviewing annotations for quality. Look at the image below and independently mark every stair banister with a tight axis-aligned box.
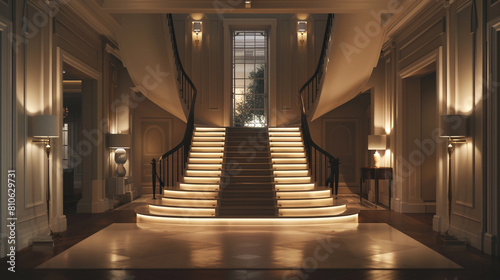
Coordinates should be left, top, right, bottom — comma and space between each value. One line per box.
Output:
151, 14, 198, 199
299, 14, 340, 195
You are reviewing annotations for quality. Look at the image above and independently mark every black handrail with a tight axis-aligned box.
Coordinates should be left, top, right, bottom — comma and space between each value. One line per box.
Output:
299, 14, 340, 195
151, 14, 197, 199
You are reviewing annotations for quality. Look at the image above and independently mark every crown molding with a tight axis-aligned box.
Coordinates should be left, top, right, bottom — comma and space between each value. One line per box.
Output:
101, 0, 391, 14
63, 0, 121, 44
384, 0, 434, 40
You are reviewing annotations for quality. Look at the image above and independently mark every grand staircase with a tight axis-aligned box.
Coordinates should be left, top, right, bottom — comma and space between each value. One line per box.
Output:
136, 126, 358, 225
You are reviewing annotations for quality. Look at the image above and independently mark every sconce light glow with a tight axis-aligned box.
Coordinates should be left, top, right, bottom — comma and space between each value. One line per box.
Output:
298, 21, 307, 48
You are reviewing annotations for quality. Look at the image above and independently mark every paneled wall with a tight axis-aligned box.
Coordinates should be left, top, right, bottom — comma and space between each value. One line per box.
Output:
0, 0, 13, 258
14, 0, 59, 252
132, 97, 186, 192
172, 14, 328, 127
368, 0, 498, 253
2, 0, 120, 254
485, 0, 500, 256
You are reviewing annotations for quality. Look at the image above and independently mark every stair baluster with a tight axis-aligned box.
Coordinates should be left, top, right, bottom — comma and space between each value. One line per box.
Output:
298, 14, 339, 195
151, 14, 198, 195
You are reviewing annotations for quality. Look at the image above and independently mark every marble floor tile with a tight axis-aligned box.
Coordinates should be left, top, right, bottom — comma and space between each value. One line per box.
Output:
36, 223, 461, 270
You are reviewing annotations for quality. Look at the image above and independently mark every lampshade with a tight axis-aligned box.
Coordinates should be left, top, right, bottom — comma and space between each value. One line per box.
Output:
368, 135, 387, 150
33, 115, 59, 138
107, 134, 130, 149
440, 115, 467, 138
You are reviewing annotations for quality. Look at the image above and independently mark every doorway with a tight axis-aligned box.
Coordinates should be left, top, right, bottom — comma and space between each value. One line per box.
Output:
231, 29, 268, 127
401, 67, 438, 214
62, 63, 84, 215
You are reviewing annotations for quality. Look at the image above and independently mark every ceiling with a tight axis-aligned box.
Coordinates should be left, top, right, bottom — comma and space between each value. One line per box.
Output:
100, 0, 395, 14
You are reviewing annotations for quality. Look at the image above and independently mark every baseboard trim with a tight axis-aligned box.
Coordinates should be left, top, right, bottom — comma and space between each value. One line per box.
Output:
400, 202, 436, 213
449, 225, 483, 251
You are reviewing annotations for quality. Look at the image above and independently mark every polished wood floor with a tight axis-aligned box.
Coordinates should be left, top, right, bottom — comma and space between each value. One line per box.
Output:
1, 206, 499, 280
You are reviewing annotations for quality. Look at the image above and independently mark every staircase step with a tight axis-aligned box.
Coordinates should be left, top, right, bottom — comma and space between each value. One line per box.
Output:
222, 162, 273, 169
269, 136, 302, 142
220, 191, 274, 199
225, 128, 267, 133
221, 183, 275, 191
224, 152, 270, 158
191, 141, 225, 147
219, 199, 275, 207
221, 176, 273, 183
268, 127, 300, 132
218, 208, 276, 217
222, 169, 273, 176
224, 146, 269, 151
138, 125, 355, 222
195, 127, 226, 132
225, 158, 272, 164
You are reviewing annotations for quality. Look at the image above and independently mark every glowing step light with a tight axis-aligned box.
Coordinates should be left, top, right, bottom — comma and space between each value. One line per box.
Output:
195, 127, 226, 132
149, 205, 215, 216
278, 198, 334, 207
274, 177, 311, 183
273, 164, 308, 170
272, 158, 307, 164
185, 170, 222, 177
163, 190, 218, 199
137, 214, 358, 225
179, 183, 220, 191
273, 170, 309, 176
269, 142, 303, 147
268, 127, 300, 132
270, 147, 304, 152
189, 152, 224, 158
186, 164, 222, 170
193, 136, 225, 142
161, 198, 218, 208
188, 158, 224, 164
271, 152, 306, 158
276, 189, 331, 199
191, 141, 225, 147
268, 132, 302, 137
269, 137, 302, 142
193, 132, 226, 137
279, 205, 347, 217
191, 147, 225, 152
183, 176, 221, 183
275, 183, 316, 191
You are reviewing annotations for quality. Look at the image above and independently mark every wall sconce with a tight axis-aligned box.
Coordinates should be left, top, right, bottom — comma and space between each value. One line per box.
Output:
298, 21, 307, 47
107, 134, 131, 177
439, 115, 467, 244
245, 1, 251, 9
192, 21, 202, 48
368, 135, 387, 168
32, 115, 59, 240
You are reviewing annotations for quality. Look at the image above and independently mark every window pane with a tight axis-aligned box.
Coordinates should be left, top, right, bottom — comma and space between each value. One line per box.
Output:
232, 30, 268, 127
